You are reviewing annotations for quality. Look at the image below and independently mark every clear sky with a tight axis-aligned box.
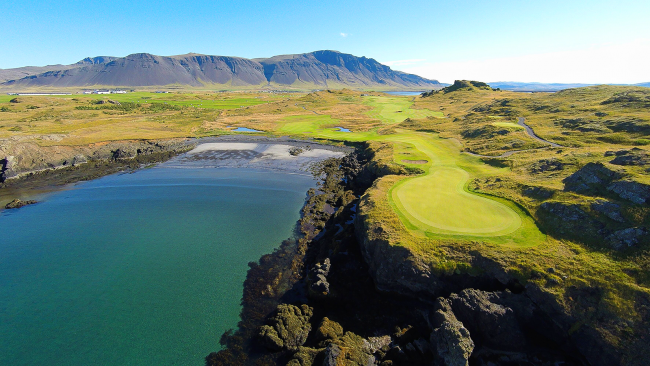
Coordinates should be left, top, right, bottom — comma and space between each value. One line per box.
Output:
3, 0, 649, 83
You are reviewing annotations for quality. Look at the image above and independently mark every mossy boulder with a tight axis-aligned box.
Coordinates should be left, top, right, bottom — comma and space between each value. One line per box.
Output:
315, 317, 344, 343
257, 304, 313, 351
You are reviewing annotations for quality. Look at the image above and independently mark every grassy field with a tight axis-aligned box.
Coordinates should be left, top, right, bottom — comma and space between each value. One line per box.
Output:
4, 86, 650, 347
363, 96, 444, 123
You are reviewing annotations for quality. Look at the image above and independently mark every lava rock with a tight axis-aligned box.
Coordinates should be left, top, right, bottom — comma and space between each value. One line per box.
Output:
322, 343, 342, 366
309, 258, 332, 296
607, 180, 650, 204
530, 158, 565, 173
4, 199, 37, 209
430, 298, 474, 366
608, 148, 650, 166
605, 227, 648, 250
449, 289, 526, 350
257, 304, 313, 351
315, 317, 343, 342
563, 162, 624, 195
591, 200, 626, 223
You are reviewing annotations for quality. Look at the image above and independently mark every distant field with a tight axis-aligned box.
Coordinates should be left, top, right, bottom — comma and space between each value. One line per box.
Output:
492, 121, 524, 129
363, 96, 443, 123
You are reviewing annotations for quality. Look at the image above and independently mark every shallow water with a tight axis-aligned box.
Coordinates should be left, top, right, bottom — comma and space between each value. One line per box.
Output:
383, 91, 425, 96
0, 167, 314, 365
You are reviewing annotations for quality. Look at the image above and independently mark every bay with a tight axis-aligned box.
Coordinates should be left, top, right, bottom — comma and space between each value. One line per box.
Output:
0, 167, 314, 365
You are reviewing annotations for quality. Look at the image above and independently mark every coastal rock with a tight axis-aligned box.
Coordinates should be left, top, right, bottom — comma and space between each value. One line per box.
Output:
315, 317, 343, 342
563, 162, 623, 195
448, 289, 526, 350
591, 199, 626, 223
257, 304, 313, 351
0, 155, 16, 181
4, 199, 37, 209
430, 298, 474, 366
322, 343, 342, 366
309, 258, 331, 296
607, 180, 650, 204
605, 227, 648, 250
71, 154, 88, 166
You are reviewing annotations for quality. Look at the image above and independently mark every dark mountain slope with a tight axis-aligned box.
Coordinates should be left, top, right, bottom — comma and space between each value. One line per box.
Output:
2, 50, 440, 90
3, 53, 267, 88
0, 56, 118, 83
255, 50, 440, 88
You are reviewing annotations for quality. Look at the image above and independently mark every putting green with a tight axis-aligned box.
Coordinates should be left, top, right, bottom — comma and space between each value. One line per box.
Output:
385, 132, 523, 237
392, 167, 521, 236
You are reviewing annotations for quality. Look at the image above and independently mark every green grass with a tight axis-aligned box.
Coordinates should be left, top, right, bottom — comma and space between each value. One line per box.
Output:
492, 121, 524, 129
363, 96, 443, 124
271, 106, 544, 246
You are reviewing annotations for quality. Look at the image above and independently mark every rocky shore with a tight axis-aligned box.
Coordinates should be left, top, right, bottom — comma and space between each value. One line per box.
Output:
207, 143, 647, 366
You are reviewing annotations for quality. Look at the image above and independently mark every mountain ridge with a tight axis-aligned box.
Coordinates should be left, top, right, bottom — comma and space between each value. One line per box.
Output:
0, 50, 441, 90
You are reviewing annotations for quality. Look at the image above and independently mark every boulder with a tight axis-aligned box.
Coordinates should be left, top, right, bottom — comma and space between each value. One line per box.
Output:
315, 317, 343, 342
608, 148, 650, 166
309, 258, 331, 296
322, 343, 342, 366
530, 158, 564, 173
1, 155, 16, 181
5, 199, 37, 209
430, 298, 474, 366
448, 289, 526, 350
605, 227, 648, 250
607, 180, 650, 204
563, 162, 623, 195
591, 200, 626, 223
257, 304, 313, 351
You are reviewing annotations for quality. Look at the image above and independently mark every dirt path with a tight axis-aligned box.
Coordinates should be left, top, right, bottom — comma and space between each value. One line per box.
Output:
517, 117, 563, 147
463, 117, 563, 158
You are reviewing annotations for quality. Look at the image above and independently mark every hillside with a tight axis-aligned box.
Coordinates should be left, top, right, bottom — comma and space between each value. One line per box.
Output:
0, 51, 442, 90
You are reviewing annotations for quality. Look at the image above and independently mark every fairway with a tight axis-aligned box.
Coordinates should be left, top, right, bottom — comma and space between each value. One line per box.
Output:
364, 96, 443, 123
492, 121, 524, 129
265, 97, 538, 243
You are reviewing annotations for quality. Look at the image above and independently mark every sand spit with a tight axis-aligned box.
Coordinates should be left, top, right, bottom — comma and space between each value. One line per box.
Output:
159, 136, 351, 175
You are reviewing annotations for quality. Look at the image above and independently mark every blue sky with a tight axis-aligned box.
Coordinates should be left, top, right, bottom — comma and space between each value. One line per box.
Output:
3, 0, 649, 83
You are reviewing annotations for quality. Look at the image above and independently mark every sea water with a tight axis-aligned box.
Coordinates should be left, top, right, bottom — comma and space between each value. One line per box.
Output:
0, 167, 314, 365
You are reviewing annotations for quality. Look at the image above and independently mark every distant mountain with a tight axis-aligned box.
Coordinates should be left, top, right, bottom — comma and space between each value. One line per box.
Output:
489, 81, 650, 92
487, 82, 596, 92
254, 50, 438, 89
0, 51, 441, 90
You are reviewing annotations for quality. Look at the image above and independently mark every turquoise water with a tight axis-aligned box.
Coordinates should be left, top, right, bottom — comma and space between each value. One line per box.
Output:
0, 167, 314, 365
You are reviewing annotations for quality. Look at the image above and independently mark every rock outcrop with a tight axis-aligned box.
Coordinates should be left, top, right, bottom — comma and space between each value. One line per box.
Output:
4, 199, 37, 209
430, 298, 474, 366
257, 304, 313, 352
607, 180, 650, 204
563, 162, 623, 195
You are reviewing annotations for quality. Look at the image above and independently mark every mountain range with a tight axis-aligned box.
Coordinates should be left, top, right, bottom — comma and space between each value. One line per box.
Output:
488, 81, 650, 92
0, 51, 442, 90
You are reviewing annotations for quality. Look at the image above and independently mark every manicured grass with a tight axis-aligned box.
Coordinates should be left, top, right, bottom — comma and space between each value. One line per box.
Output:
492, 121, 524, 129
363, 96, 443, 124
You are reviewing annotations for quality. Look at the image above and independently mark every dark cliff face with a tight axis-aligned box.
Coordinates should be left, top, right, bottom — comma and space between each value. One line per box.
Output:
256, 50, 441, 88
2, 50, 440, 89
